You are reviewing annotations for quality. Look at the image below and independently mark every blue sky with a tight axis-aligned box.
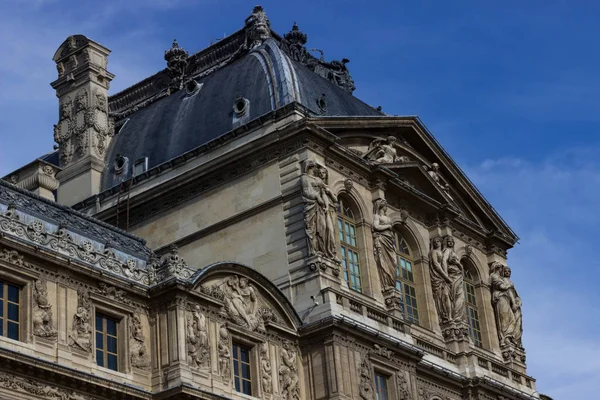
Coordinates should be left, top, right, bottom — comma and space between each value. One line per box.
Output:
1, 1, 599, 397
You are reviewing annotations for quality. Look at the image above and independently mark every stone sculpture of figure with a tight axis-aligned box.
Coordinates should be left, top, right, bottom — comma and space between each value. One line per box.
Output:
187, 306, 210, 368
218, 325, 231, 380
429, 237, 452, 324
372, 199, 397, 290
427, 163, 441, 184
364, 136, 401, 163
223, 275, 259, 329
490, 263, 523, 347
69, 306, 92, 352
301, 160, 337, 259
260, 342, 273, 394
130, 314, 150, 369
279, 342, 300, 400
442, 236, 466, 323
32, 276, 57, 338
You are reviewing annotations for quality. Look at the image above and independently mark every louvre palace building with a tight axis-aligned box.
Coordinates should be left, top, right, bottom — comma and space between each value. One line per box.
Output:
0, 6, 551, 400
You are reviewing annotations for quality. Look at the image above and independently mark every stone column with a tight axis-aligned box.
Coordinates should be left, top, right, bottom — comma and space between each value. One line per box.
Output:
50, 35, 114, 206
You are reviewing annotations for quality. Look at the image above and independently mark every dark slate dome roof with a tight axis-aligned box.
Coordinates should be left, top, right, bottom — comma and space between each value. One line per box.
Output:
102, 34, 382, 191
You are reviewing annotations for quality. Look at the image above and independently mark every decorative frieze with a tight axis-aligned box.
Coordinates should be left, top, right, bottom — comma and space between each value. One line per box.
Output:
0, 371, 94, 400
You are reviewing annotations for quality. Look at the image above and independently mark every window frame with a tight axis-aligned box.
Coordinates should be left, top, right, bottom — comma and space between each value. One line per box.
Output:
374, 371, 390, 400
95, 312, 120, 371
0, 279, 21, 341
92, 303, 128, 373
393, 231, 420, 325
337, 197, 363, 293
232, 342, 254, 395
463, 268, 483, 348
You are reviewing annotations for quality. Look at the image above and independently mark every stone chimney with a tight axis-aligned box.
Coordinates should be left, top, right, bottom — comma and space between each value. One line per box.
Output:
50, 35, 114, 206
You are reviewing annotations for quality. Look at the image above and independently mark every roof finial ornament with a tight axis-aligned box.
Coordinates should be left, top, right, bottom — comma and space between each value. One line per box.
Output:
164, 39, 189, 92
284, 21, 307, 46
245, 5, 271, 49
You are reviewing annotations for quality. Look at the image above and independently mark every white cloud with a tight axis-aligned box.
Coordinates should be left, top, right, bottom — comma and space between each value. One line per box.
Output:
466, 148, 600, 399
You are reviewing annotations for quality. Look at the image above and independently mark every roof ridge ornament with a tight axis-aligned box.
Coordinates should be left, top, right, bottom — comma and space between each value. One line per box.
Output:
164, 39, 189, 92
280, 21, 356, 93
245, 5, 271, 49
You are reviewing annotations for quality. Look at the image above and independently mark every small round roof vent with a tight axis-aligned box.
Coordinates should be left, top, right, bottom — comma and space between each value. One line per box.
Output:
316, 93, 327, 114
233, 97, 249, 117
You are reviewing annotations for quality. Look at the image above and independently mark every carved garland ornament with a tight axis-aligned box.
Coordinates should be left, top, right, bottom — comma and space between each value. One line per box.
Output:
0, 372, 93, 400
279, 341, 300, 400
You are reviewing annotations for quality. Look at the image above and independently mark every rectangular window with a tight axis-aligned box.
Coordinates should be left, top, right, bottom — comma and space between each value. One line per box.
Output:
464, 282, 483, 347
96, 313, 119, 371
338, 217, 362, 293
374, 373, 389, 400
0, 281, 20, 340
232, 343, 252, 395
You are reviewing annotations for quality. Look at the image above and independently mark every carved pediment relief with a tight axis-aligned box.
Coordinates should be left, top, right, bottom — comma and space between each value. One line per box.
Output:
193, 263, 301, 333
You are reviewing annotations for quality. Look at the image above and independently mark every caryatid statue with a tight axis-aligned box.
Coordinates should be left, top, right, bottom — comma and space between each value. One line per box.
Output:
372, 199, 397, 290
429, 235, 466, 325
301, 160, 338, 259
490, 263, 523, 347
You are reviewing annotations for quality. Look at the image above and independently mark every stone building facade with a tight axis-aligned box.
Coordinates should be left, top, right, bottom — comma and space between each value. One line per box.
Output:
0, 6, 546, 400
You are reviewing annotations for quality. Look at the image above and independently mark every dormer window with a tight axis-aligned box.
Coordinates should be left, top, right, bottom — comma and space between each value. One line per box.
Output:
133, 157, 148, 176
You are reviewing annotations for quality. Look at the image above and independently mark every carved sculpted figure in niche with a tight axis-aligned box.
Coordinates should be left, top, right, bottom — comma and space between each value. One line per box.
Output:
218, 325, 231, 381
68, 290, 92, 352
364, 136, 406, 163
187, 305, 210, 368
490, 263, 523, 347
130, 313, 150, 369
301, 160, 337, 259
358, 355, 374, 400
429, 237, 452, 324
260, 342, 273, 394
372, 199, 398, 290
32, 275, 57, 338
443, 236, 466, 323
279, 341, 300, 400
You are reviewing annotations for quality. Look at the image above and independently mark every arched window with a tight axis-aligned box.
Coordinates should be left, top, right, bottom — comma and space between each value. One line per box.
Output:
464, 269, 483, 347
394, 232, 419, 324
337, 197, 362, 293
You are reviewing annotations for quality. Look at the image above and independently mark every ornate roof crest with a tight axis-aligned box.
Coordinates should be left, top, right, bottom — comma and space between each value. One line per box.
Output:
164, 39, 189, 91
245, 5, 271, 49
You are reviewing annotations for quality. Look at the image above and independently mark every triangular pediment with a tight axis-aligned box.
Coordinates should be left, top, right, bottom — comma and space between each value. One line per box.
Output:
310, 117, 517, 245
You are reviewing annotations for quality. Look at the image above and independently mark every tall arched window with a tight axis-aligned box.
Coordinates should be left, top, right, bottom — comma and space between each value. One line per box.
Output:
337, 197, 362, 293
394, 232, 419, 324
464, 269, 483, 347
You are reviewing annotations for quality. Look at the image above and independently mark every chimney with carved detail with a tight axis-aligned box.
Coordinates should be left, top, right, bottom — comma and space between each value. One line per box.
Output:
50, 35, 114, 206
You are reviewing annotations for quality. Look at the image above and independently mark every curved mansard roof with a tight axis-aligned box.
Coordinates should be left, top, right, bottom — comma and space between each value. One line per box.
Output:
101, 9, 382, 191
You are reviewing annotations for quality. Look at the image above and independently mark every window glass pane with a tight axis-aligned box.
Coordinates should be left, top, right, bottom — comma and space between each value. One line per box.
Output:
242, 380, 252, 395
240, 347, 249, 361
0, 320, 2, 336
7, 285, 18, 303
7, 303, 18, 321
233, 359, 239, 376
0, 282, 3, 297
96, 332, 104, 350
234, 378, 241, 392
107, 354, 118, 371
241, 362, 250, 379
106, 318, 117, 336
96, 350, 104, 367
0, 300, 3, 317
107, 336, 117, 353
96, 315, 103, 331
7, 322, 18, 340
